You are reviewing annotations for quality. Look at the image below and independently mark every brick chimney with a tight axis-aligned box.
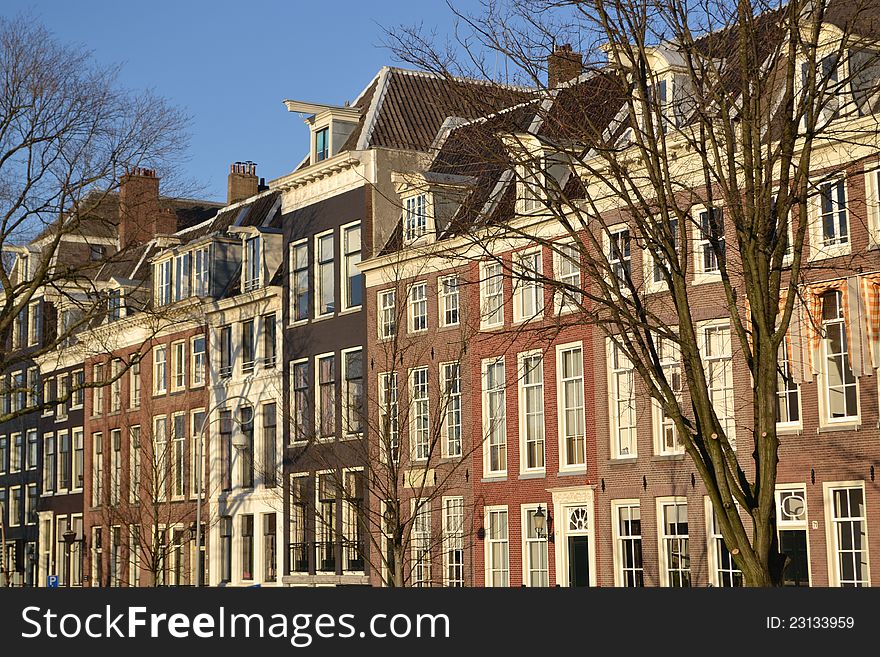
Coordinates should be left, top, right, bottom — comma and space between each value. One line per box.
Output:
118, 168, 176, 247
548, 44, 583, 88
228, 161, 259, 204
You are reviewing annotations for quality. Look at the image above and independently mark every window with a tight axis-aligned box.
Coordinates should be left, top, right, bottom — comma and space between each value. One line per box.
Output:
609, 341, 636, 458
193, 246, 210, 296
412, 501, 431, 587
290, 241, 309, 322
110, 430, 122, 505
555, 243, 581, 311
172, 342, 186, 390
343, 470, 365, 572
818, 179, 849, 250
10, 432, 22, 473
378, 290, 396, 339
9, 486, 21, 527
190, 411, 205, 497
155, 259, 172, 306
240, 406, 254, 489
26, 429, 38, 472
607, 228, 631, 283
263, 513, 277, 582
26, 483, 36, 525
262, 314, 276, 368
379, 373, 399, 463
409, 282, 428, 333
110, 360, 122, 411
481, 262, 504, 328
91, 244, 105, 261
411, 367, 430, 460
219, 326, 232, 378
174, 252, 191, 301
343, 349, 364, 435
707, 501, 743, 587
291, 361, 309, 443
614, 502, 644, 587
28, 302, 42, 345
42, 434, 55, 494
92, 432, 103, 507
317, 355, 336, 438
486, 508, 509, 587
513, 251, 542, 323
262, 403, 277, 488
316, 474, 337, 572
315, 126, 329, 162
439, 276, 459, 326
556, 344, 586, 467
54, 373, 66, 418
290, 477, 309, 573
441, 362, 462, 457
650, 217, 680, 288
153, 417, 167, 501
129, 357, 141, 408
26, 367, 38, 408
342, 223, 363, 309
520, 353, 545, 471
243, 236, 262, 292
822, 290, 858, 422
153, 346, 167, 395
57, 431, 69, 491
128, 426, 140, 502
241, 515, 254, 580
316, 232, 335, 316
172, 414, 185, 498
484, 358, 506, 475
659, 500, 690, 587
443, 497, 464, 587
41, 378, 53, 417
191, 337, 205, 386
72, 369, 84, 408
92, 364, 103, 415
518, 159, 543, 213
777, 340, 801, 426
129, 526, 141, 587
220, 410, 232, 491
220, 516, 232, 582
703, 324, 736, 445
404, 194, 428, 242
0, 435, 6, 474
828, 484, 869, 586
696, 207, 724, 276
654, 337, 683, 455
242, 319, 255, 373
776, 486, 810, 586
524, 507, 549, 587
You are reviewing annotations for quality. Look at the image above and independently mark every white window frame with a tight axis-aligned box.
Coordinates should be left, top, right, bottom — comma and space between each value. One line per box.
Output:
652, 335, 684, 456
484, 506, 509, 587
809, 177, 851, 260
171, 340, 186, 392
480, 261, 504, 329
289, 239, 310, 324
775, 484, 812, 586
776, 339, 802, 431
518, 351, 545, 473
824, 480, 870, 587
512, 250, 543, 324
865, 167, 880, 248
611, 499, 644, 587
818, 289, 860, 427
440, 361, 462, 458
482, 357, 507, 477
700, 321, 736, 447
314, 230, 335, 318
608, 339, 637, 459
129, 357, 141, 409
554, 241, 581, 314
404, 193, 429, 243
556, 342, 586, 471
314, 352, 336, 440
153, 345, 168, 395
704, 497, 743, 587
692, 205, 725, 284
290, 359, 309, 444
442, 496, 465, 587
341, 347, 364, 437
644, 215, 680, 294
341, 220, 363, 311
378, 372, 399, 464
243, 234, 262, 292
604, 225, 632, 286
378, 289, 396, 340
408, 281, 428, 334
521, 504, 549, 587
438, 275, 460, 327
190, 336, 206, 387
410, 366, 430, 461
656, 497, 690, 587
411, 499, 432, 587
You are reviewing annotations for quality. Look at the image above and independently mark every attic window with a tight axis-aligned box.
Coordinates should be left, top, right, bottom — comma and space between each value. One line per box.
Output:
404, 194, 428, 242
243, 236, 262, 292
315, 127, 329, 162
90, 245, 106, 261
108, 289, 122, 322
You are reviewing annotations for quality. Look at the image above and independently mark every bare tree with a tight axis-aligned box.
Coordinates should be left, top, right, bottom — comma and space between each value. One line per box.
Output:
386, 0, 880, 585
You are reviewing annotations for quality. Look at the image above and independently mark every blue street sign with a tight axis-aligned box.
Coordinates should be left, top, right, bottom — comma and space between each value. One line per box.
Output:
47, 575, 59, 588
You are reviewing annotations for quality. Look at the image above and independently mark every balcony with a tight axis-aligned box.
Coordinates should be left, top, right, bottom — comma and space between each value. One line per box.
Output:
316, 541, 336, 572
289, 542, 309, 573
344, 540, 365, 572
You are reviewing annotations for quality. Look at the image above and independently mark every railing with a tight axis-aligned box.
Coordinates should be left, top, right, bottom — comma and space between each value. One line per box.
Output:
316, 541, 336, 572
344, 540, 365, 572
289, 542, 309, 573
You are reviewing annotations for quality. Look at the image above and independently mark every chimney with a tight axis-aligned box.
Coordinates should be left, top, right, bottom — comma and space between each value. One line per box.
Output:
548, 44, 583, 88
228, 161, 259, 204
118, 168, 174, 247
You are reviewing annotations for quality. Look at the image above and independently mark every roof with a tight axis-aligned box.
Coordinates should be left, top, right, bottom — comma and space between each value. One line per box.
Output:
180, 189, 282, 243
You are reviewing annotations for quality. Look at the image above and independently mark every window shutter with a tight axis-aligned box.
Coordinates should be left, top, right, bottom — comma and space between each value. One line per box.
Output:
863, 274, 880, 368
846, 276, 869, 377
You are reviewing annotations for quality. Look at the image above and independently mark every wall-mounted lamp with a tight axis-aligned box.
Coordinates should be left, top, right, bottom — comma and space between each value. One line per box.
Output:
534, 505, 554, 543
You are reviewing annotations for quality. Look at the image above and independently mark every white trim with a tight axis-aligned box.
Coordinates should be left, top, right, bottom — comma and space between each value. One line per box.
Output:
611, 498, 642, 587
484, 505, 509, 587
691, 204, 724, 285
520, 502, 550, 587
656, 496, 690, 587
808, 176, 852, 261
482, 356, 507, 477
555, 341, 586, 473
313, 229, 336, 319
517, 350, 546, 474
823, 480, 871, 587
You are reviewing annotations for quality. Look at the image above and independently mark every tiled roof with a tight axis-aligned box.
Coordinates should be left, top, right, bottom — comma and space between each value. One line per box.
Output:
178, 190, 281, 244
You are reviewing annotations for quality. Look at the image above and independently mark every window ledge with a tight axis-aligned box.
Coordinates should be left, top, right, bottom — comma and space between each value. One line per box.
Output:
557, 468, 587, 477
691, 273, 722, 286
809, 245, 851, 261
338, 306, 362, 316
776, 425, 803, 436
817, 423, 861, 433
608, 456, 638, 465
651, 453, 686, 462
481, 475, 508, 483
518, 471, 546, 480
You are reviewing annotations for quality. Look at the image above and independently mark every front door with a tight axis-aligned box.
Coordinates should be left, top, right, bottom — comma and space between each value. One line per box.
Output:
568, 536, 590, 587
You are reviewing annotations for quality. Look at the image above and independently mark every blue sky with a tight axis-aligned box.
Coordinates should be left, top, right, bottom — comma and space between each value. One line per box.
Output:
3, 0, 481, 201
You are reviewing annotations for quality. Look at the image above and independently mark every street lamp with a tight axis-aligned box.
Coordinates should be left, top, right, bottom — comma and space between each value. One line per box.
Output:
534, 505, 547, 539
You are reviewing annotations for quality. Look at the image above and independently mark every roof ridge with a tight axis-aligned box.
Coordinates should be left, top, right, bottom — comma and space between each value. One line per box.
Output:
357, 66, 393, 150
384, 65, 536, 92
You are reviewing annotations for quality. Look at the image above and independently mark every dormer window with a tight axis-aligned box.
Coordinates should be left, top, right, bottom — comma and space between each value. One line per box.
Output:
107, 290, 122, 322
174, 252, 191, 301
243, 236, 262, 292
193, 246, 210, 296
315, 127, 329, 162
404, 194, 428, 242
517, 159, 544, 214
155, 259, 172, 306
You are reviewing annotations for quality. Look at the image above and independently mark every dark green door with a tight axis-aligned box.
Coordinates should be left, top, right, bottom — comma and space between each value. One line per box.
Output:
568, 536, 590, 587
